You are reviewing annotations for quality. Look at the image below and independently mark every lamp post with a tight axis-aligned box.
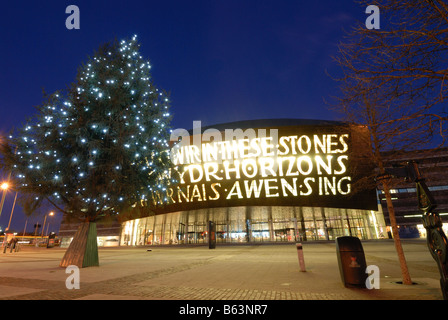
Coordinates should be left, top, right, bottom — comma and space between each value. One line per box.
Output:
22, 219, 28, 237
46, 222, 51, 236
6, 191, 18, 231
41, 212, 54, 237
0, 182, 9, 219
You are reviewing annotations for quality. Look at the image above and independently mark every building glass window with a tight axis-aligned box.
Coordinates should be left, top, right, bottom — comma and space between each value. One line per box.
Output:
120, 205, 386, 245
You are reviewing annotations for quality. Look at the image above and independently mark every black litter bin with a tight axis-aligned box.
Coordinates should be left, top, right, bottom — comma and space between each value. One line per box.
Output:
47, 232, 56, 248
336, 236, 367, 288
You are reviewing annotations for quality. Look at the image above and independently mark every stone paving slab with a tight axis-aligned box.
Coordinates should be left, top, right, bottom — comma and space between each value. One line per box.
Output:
75, 293, 148, 300
0, 285, 43, 298
0, 240, 444, 303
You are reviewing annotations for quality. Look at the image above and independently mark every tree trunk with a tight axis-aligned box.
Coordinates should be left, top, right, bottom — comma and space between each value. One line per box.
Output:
59, 221, 99, 268
383, 182, 413, 285
369, 125, 413, 286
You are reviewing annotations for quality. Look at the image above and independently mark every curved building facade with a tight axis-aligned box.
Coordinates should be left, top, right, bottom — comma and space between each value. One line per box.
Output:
120, 119, 387, 245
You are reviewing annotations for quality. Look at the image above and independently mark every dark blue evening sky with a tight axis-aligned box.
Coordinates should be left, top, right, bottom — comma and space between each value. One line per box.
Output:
0, 0, 367, 232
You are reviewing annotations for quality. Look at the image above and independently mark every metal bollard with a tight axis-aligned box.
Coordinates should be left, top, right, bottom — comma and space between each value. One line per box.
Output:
296, 243, 306, 272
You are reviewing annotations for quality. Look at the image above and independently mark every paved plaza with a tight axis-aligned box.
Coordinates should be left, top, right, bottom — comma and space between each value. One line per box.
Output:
0, 239, 443, 302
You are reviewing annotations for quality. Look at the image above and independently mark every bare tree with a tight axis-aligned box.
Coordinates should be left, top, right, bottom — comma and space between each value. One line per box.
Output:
332, 0, 448, 285
336, 0, 448, 140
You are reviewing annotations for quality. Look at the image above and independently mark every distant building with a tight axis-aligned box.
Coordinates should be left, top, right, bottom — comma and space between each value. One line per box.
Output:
379, 148, 448, 239
119, 119, 386, 246
59, 120, 448, 247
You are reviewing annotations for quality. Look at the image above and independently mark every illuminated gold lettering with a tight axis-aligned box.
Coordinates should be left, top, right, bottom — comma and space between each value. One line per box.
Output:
264, 179, 279, 197
297, 135, 312, 154
153, 191, 163, 205
277, 157, 286, 177
226, 181, 243, 199
338, 134, 349, 153
204, 162, 222, 181
261, 137, 275, 156
324, 176, 337, 195
231, 140, 240, 160
188, 164, 203, 183
209, 183, 221, 200
327, 134, 338, 154
315, 155, 333, 175
224, 160, 241, 179
319, 177, 323, 195
285, 156, 299, 176
170, 131, 353, 206
188, 145, 201, 163
278, 136, 290, 156
171, 145, 185, 165
334, 155, 348, 174
218, 141, 231, 160
297, 156, 313, 175
337, 176, 351, 195
202, 184, 207, 200
249, 138, 261, 157
239, 139, 250, 158
301, 177, 314, 196
281, 178, 298, 196
191, 184, 202, 201
289, 136, 298, 155
202, 143, 218, 162
225, 128, 257, 156
259, 157, 276, 177
179, 168, 188, 183
314, 135, 326, 153
178, 186, 190, 203
150, 193, 158, 206
241, 158, 258, 178
244, 179, 263, 198
166, 187, 175, 203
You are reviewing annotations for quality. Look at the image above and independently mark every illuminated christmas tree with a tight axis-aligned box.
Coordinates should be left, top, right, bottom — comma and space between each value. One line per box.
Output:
0, 35, 175, 267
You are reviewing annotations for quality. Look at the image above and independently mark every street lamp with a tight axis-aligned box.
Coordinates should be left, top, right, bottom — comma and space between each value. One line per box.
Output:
0, 182, 9, 219
41, 211, 54, 237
